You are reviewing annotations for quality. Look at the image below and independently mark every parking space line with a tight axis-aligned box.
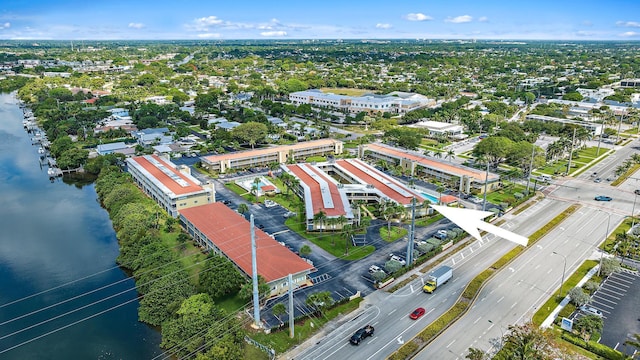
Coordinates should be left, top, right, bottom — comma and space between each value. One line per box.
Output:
596, 289, 623, 300
592, 301, 614, 310
603, 283, 629, 293
592, 295, 617, 305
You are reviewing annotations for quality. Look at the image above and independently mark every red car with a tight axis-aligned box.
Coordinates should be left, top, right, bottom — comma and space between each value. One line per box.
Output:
409, 307, 426, 320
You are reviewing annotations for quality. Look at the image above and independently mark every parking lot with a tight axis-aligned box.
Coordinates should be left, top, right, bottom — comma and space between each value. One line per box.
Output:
573, 269, 640, 355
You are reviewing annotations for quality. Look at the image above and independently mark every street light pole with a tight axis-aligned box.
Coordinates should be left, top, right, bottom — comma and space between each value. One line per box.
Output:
552, 251, 567, 299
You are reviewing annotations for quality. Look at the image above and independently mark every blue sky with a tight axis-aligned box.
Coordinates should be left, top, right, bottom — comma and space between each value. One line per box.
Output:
1, 0, 640, 41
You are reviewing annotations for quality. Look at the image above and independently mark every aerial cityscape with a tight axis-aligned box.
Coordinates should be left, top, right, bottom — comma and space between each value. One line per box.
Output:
0, 2, 640, 360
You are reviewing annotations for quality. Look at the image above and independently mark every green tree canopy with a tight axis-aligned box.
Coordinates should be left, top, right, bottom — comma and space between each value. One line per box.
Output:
197, 254, 246, 300
231, 122, 268, 149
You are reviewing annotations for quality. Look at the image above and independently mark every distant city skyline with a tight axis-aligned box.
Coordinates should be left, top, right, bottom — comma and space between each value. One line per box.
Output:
1, 0, 640, 41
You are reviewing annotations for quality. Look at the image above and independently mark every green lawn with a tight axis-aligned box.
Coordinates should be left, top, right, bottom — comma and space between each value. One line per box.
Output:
159, 231, 207, 278
305, 156, 327, 163
380, 225, 408, 242
285, 218, 375, 260
216, 293, 248, 314
537, 147, 606, 176
484, 183, 526, 205
414, 214, 443, 227
601, 216, 636, 252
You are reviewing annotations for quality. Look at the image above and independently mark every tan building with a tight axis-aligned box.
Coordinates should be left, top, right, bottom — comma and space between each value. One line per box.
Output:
360, 143, 500, 194
126, 154, 215, 217
201, 139, 343, 173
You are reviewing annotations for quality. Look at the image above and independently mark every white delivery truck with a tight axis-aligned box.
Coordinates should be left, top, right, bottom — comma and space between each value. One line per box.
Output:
423, 265, 453, 293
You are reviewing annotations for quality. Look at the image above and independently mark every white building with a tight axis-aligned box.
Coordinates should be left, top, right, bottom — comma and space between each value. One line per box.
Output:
410, 120, 465, 139
289, 89, 434, 115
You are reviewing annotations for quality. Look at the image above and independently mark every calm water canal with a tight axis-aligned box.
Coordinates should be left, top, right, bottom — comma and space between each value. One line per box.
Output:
0, 93, 162, 359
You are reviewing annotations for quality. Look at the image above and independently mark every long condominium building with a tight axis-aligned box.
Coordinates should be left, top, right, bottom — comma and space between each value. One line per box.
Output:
282, 158, 427, 231
126, 154, 215, 217
179, 203, 315, 297
201, 139, 343, 173
289, 89, 433, 115
360, 143, 500, 194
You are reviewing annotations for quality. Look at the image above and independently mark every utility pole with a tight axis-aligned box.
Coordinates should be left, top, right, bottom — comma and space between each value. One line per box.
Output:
250, 214, 261, 328
566, 128, 577, 176
482, 160, 490, 211
406, 198, 416, 266
288, 273, 294, 338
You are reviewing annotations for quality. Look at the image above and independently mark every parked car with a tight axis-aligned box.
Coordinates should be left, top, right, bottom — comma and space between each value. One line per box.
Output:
579, 305, 603, 317
635, 189, 640, 195
369, 265, 384, 274
283, 211, 296, 218
594, 195, 613, 201
350, 325, 375, 345
594, 178, 602, 183
434, 231, 448, 240
409, 307, 426, 320
388, 254, 406, 266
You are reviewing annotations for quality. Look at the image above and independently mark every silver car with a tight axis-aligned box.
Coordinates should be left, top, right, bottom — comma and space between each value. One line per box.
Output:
579, 305, 603, 317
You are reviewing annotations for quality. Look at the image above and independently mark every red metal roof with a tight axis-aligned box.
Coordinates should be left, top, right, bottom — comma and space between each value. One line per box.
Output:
129, 155, 204, 196
179, 203, 314, 282
336, 159, 423, 205
287, 163, 347, 216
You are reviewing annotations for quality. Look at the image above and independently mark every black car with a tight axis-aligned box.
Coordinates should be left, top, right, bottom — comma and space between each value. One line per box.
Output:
350, 325, 374, 345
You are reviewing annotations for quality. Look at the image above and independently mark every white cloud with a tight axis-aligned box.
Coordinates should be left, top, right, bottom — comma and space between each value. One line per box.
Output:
620, 31, 639, 37
188, 16, 225, 31
0, 22, 10, 30
376, 23, 392, 29
260, 30, 287, 37
197, 33, 221, 38
478, 16, 488, 22
128, 23, 144, 29
445, 15, 473, 23
617, 21, 640, 28
405, 13, 432, 22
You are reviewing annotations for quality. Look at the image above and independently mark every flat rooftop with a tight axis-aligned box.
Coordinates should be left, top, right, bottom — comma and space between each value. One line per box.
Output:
127, 155, 204, 196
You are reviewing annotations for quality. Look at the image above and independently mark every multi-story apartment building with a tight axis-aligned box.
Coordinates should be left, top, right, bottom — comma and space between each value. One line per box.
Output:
289, 90, 433, 115
126, 154, 215, 217
179, 203, 314, 297
200, 139, 343, 173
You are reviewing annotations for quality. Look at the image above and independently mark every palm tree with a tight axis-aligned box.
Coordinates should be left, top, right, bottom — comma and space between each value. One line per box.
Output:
237, 203, 249, 215
342, 224, 354, 256
433, 150, 443, 159
313, 211, 327, 232
436, 185, 446, 205
446, 149, 456, 162
326, 217, 339, 246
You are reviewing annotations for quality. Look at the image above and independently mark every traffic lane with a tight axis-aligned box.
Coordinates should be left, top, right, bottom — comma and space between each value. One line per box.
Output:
294, 197, 567, 360
420, 206, 608, 358
599, 271, 640, 355
303, 230, 518, 360
295, 305, 382, 360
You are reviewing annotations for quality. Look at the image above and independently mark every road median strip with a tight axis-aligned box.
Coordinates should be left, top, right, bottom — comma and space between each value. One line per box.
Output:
387, 203, 580, 359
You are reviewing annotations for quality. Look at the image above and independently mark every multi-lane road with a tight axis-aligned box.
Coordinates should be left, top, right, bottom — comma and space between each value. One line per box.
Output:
292, 199, 569, 360
288, 136, 640, 360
